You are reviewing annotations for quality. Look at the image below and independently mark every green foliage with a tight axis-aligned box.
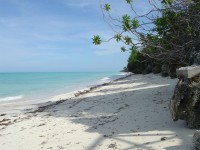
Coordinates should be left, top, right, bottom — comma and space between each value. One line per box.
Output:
114, 34, 122, 42
124, 36, 132, 45
129, 45, 137, 51
121, 46, 126, 52
93, 0, 200, 69
125, 0, 133, 4
131, 19, 139, 29
128, 48, 140, 65
104, 4, 111, 12
122, 15, 139, 32
122, 14, 131, 31
161, 0, 172, 5
92, 35, 101, 45
154, 10, 178, 36
127, 47, 145, 73
186, 25, 192, 33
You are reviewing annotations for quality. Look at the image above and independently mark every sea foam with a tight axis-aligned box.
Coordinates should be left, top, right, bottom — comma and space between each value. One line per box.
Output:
0, 95, 23, 101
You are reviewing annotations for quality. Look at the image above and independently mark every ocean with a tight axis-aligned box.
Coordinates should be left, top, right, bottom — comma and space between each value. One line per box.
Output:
0, 72, 129, 103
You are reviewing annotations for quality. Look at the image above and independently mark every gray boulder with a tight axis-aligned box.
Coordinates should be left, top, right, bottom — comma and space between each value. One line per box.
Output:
169, 77, 200, 129
193, 130, 200, 150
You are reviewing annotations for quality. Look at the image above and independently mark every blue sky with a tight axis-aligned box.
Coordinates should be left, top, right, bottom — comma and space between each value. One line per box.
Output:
0, 0, 150, 72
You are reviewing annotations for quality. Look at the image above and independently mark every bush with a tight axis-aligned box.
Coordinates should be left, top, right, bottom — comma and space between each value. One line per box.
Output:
127, 50, 148, 74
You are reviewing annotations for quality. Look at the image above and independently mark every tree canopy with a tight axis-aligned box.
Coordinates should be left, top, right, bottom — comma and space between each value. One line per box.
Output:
93, 0, 200, 68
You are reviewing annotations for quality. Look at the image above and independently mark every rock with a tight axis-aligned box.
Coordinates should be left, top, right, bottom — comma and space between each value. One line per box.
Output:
128, 53, 152, 74
161, 63, 184, 78
128, 60, 144, 74
167, 65, 178, 79
142, 64, 153, 74
127, 54, 144, 74
161, 63, 169, 77
193, 130, 200, 150
170, 78, 200, 128
194, 53, 200, 64
176, 66, 200, 78
152, 65, 161, 74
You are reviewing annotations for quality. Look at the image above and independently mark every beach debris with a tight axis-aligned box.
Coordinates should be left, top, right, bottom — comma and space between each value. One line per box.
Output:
108, 142, 117, 149
29, 99, 66, 113
57, 145, 64, 149
40, 141, 47, 145
74, 74, 133, 97
0, 118, 12, 127
161, 137, 167, 141
0, 114, 6, 116
37, 123, 46, 127
74, 90, 90, 97
130, 130, 137, 133
0, 118, 10, 123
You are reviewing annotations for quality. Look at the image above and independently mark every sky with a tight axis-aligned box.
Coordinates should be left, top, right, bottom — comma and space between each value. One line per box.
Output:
0, 0, 150, 72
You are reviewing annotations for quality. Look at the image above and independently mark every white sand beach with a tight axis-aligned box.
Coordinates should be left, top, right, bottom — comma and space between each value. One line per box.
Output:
0, 74, 195, 150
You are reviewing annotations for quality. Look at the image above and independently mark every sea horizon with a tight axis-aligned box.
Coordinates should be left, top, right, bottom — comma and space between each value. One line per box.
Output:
0, 71, 121, 73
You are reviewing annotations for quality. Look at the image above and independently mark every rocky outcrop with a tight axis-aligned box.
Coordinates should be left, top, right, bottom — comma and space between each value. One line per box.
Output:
152, 65, 162, 74
190, 48, 200, 65
161, 63, 184, 78
193, 130, 200, 150
127, 53, 185, 78
142, 64, 153, 75
169, 76, 200, 129
161, 63, 169, 77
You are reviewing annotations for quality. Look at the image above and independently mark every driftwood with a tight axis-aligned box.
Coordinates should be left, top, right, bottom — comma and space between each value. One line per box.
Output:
169, 76, 200, 128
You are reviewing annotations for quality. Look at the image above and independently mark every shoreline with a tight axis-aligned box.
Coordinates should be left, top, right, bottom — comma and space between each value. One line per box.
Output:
28, 73, 134, 114
0, 73, 195, 150
0, 72, 133, 115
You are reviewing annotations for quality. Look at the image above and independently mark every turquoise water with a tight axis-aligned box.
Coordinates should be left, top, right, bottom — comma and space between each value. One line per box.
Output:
0, 72, 126, 102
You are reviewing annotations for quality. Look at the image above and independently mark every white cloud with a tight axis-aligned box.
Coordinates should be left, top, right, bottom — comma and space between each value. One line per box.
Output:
67, 2, 92, 8
63, 0, 98, 8
0, 0, 145, 71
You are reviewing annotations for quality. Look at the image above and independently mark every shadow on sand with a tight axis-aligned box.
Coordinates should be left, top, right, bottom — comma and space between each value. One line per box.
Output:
23, 75, 194, 150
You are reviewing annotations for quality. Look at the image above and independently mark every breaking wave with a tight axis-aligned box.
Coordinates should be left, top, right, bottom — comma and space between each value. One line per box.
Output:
0, 95, 23, 101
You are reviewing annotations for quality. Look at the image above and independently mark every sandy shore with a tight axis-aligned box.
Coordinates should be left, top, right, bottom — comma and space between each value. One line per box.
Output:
0, 74, 195, 150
